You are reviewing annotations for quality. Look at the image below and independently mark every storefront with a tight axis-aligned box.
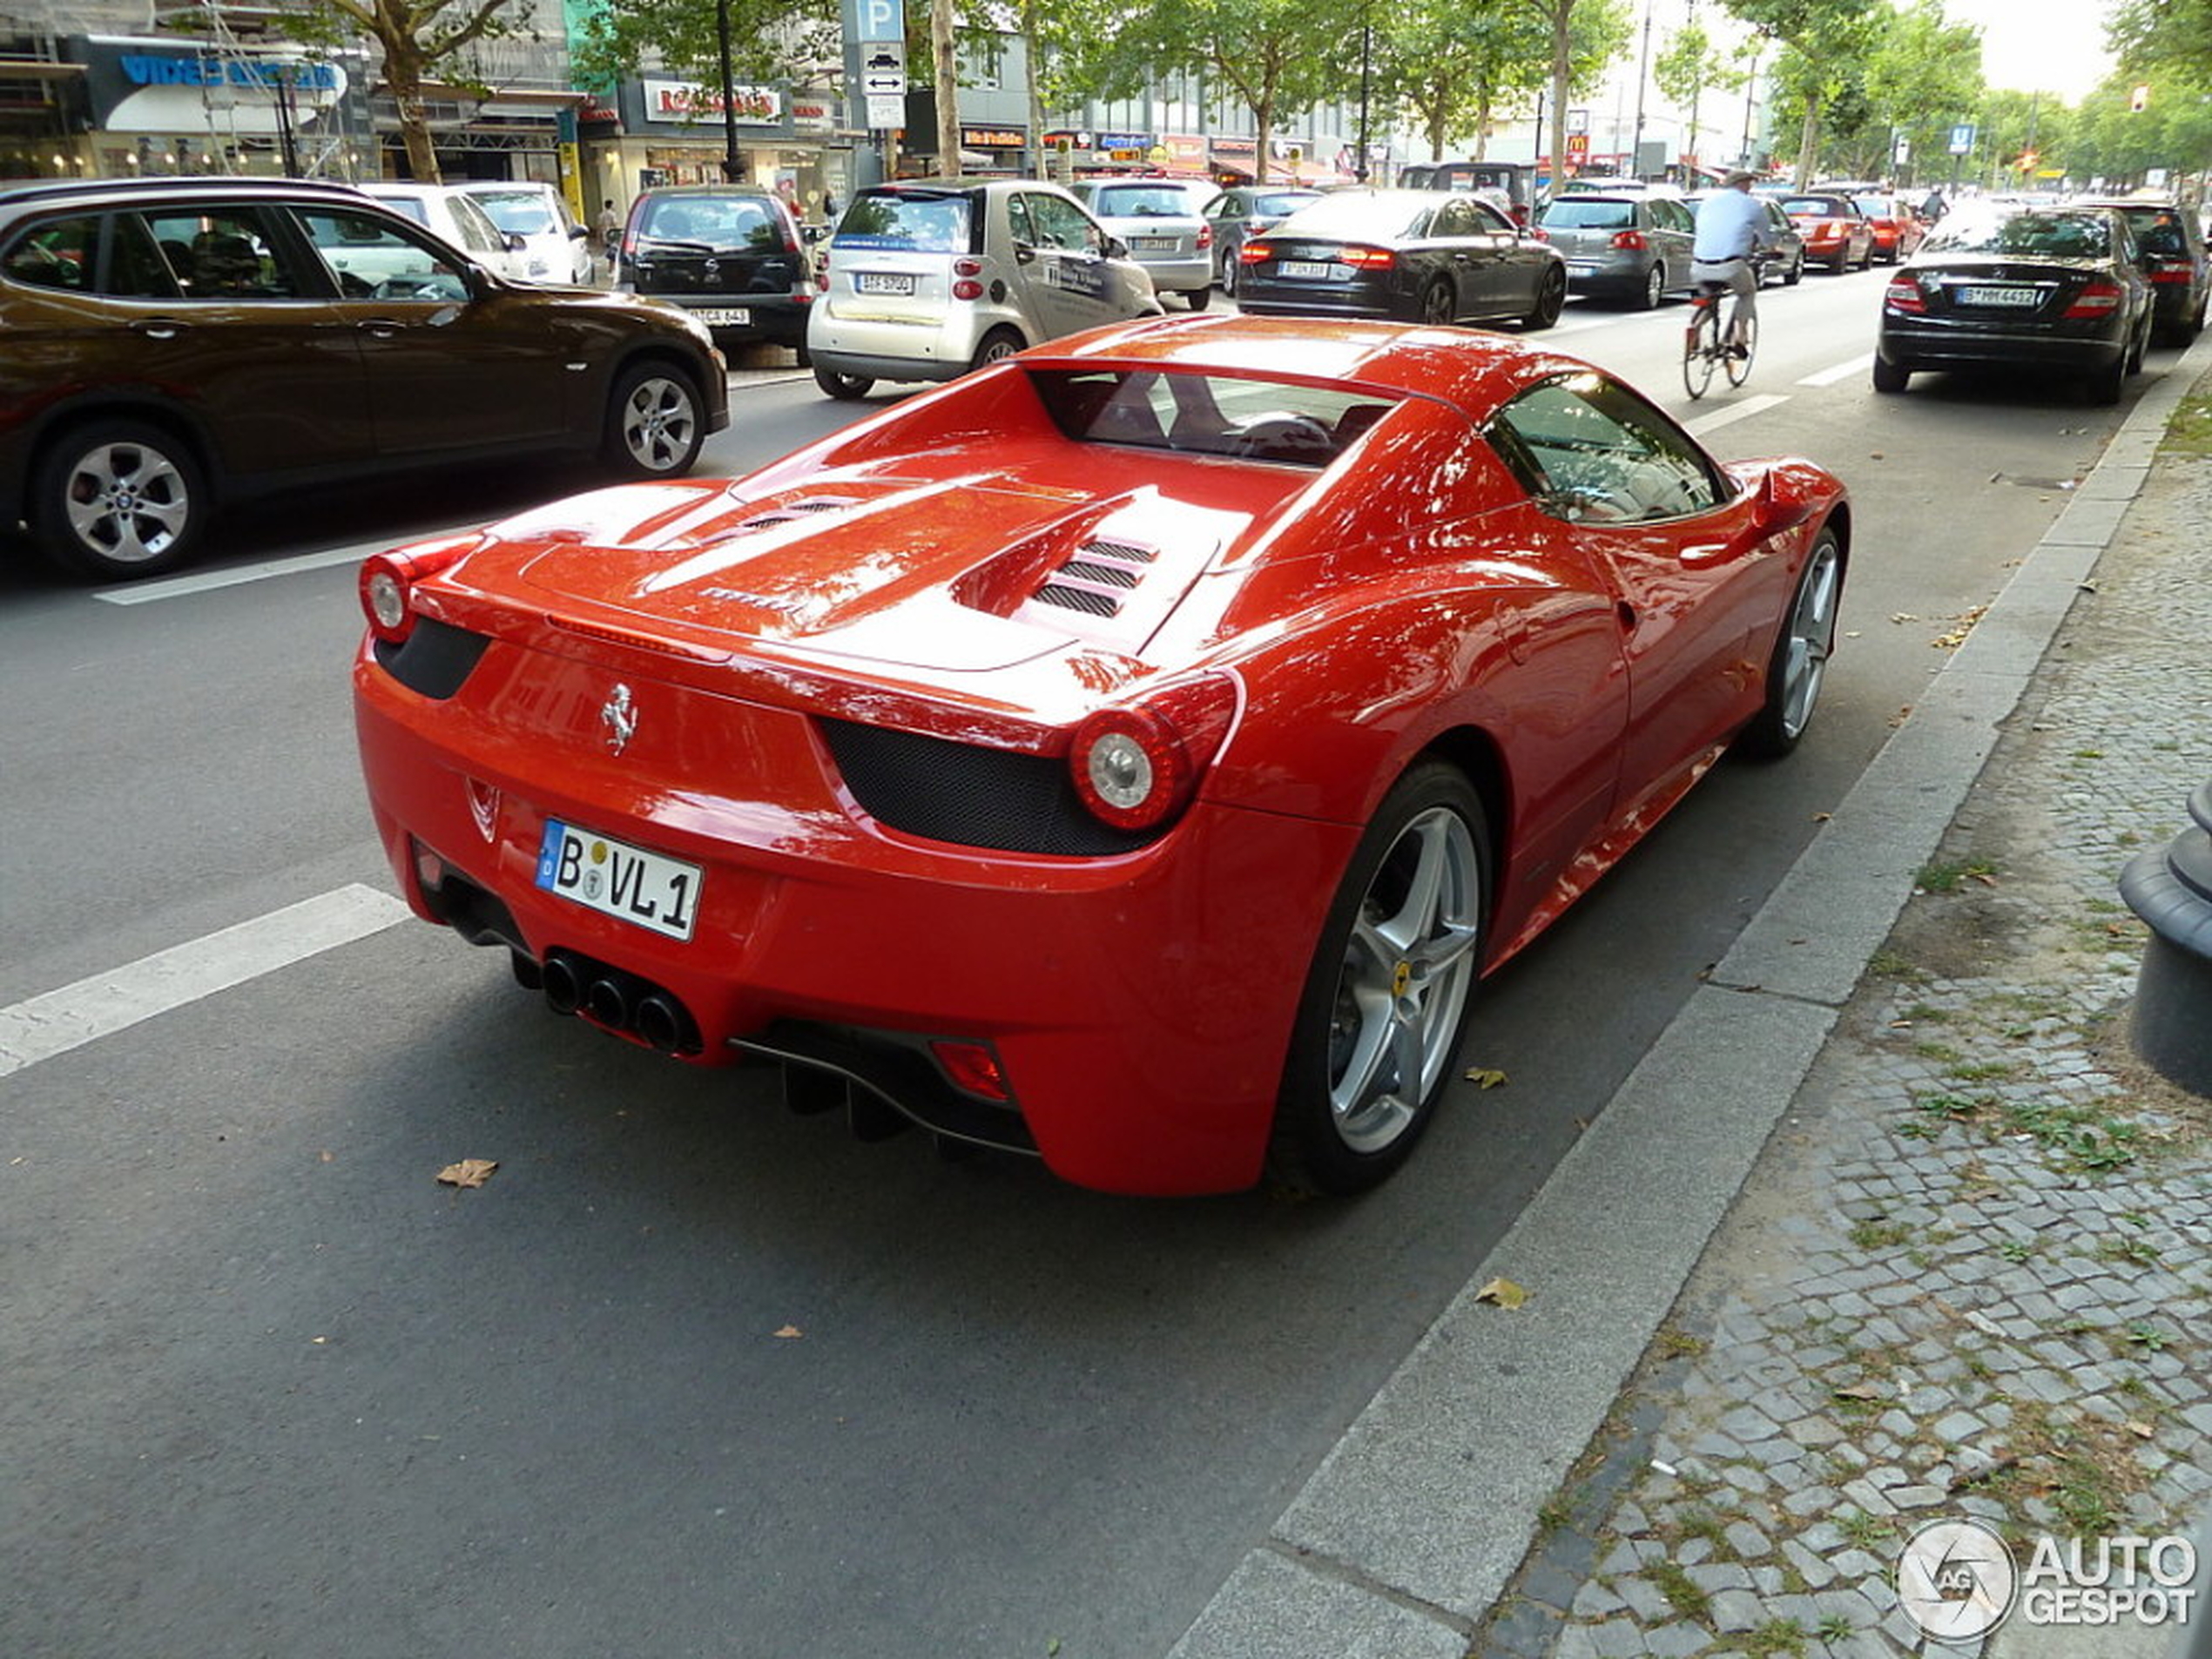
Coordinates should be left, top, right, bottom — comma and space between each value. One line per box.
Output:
584, 77, 852, 226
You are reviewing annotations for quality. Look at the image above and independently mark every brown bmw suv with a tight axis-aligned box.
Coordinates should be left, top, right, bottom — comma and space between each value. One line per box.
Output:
0, 175, 730, 582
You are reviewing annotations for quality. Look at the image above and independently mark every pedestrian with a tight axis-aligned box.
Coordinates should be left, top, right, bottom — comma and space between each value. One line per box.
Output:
594, 198, 620, 280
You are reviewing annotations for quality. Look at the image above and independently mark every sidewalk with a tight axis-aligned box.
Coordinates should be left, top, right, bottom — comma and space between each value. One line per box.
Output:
1172, 349, 2212, 1659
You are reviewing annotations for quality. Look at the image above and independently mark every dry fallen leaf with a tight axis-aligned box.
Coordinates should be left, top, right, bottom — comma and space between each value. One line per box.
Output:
1465, 1067, 1509, 1089
1833, 1382, 1885, 1401
1475, 1277, 1528, 1310
2128, 1420, 2156, 1440
1812, 812, 1832, 823
773, 1325, 804, 1339
435, 1158, 498, 1189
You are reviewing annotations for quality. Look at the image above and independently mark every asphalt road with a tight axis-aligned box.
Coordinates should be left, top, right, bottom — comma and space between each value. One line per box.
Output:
0, 271, 2173, 1659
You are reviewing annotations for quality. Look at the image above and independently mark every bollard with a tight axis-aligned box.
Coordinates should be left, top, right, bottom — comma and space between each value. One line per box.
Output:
2118, 778, 2212, 1097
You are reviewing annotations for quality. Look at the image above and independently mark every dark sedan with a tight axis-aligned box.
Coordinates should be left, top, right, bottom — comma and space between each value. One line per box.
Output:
1874, 205, 2154, 403
1235, 188, 1567, 329
2076, 197, 2209, 345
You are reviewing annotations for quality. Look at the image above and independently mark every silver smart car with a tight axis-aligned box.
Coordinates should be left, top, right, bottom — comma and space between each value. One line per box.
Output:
806, 178, 1162, 399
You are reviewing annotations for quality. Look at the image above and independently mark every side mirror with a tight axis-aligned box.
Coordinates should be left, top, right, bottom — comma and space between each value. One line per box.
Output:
502, 232, 526, 253
1013, 239, 1038, 265
1753, 465, 1816, 537
568, 224, 590, 240
1103, 235, 1130, 260
800, 224, 827, 246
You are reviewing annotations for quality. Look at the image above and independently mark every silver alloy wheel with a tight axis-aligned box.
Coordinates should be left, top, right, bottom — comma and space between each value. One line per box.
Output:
1325, 805, 1483, 1153
1776, 538, 1842, 742
618, 374, 698, 474
64, 438, 191, 567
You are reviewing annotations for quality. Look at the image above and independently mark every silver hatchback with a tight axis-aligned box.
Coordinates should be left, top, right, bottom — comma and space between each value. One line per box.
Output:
1069, 179, 1216, 309
806, 179, 1160, 399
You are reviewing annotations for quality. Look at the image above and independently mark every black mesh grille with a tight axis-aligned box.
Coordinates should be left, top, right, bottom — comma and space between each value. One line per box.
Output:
1033, 583, 1120, 617
1082, 537, 1156, 564
818, 718, 1158, 855
373, 617, 491, 699
1058, 559, 1141, 589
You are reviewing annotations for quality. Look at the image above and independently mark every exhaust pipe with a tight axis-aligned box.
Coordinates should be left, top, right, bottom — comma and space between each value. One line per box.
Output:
510, 950, 544, 992
635, 993, 686, 1055
543, 953, 584, 1015
585, 975, 634, 1030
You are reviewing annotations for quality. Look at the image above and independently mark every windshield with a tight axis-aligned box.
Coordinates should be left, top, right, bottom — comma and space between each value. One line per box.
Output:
1028, 368, 1399, 467
833, 192, 974, 253
374, 198, 430, 228
470, 192, 559, 235
1542, 200, 1635, 230
635, 194, 783, 253
1925, 212, 2114, 259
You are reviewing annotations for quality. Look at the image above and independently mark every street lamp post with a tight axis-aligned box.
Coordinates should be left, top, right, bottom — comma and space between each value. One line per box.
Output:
1355, 13, 1372, 183
715, 0, 742, 182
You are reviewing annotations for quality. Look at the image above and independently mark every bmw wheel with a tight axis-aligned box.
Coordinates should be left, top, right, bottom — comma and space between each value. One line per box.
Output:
1270, 762, 1490, 1195
603, 363, 705, 478
31, 420, 206, 582
1738, 529, 1844, 759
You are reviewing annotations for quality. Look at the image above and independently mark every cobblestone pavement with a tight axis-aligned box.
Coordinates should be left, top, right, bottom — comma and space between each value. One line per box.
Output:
1470, 419, 2212, 1659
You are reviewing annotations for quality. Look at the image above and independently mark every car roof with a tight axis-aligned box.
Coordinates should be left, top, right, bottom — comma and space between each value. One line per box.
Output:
636, 183, 779, 199
0, 175, 372, 212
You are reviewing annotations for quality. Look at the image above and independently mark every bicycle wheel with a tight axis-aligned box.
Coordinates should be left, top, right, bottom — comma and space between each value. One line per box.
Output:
1724, 306, 1758, 388
1683, 301, 1719, 401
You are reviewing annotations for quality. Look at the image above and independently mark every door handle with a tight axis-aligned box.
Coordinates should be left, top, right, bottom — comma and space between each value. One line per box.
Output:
130, 319, 184, 341
358, 320, 404, 339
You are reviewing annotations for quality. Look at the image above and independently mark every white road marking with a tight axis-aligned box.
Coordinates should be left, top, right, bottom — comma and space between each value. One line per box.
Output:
1683, 393, 1791, 435
96, 545, 376, 605
1798, 353, 1875, 388
0, 885, 412, 1079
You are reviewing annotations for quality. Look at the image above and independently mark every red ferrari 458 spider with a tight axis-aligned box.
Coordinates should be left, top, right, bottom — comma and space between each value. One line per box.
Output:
354, 315, 1849, 1197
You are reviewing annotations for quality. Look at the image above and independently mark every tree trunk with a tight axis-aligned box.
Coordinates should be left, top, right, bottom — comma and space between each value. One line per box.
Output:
382, 50, 441, 184
1795, 96, 1821, 187
932, 0, 960, 177
1548, 1, 1573, 192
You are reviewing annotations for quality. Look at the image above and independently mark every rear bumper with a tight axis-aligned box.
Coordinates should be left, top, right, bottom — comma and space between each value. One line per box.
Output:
1128, 253, 1212, 292
354, 644, 1352, 1195
1878, 315, 2127, 372
629, 289, 811, 347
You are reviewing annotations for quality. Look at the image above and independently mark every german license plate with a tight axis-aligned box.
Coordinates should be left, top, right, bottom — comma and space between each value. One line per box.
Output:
535, 819, 702, 941
854, 271, 914, 295
1132, 237, 1177, 252
1958, 286, 2039, 307
1279, 260, 1331, 280
691, 306, 752, 326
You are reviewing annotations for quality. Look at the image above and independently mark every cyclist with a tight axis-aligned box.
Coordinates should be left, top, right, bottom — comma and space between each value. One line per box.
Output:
1691, 171, 1777, 355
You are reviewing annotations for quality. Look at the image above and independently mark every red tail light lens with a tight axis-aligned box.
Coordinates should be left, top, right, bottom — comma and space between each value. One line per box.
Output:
360, 540, 472, 644
1338, 244, 1396, 271
816, 252, 830, 292
1883, 274, 1925, 314
1238, 241, 1272, 266
2150, 260, 2195, 284
1609, 230, 1646, 251
953, 279, 984, 300
1196, 223, 1212, 250
2065, 280, 2122, 318
930, 1039, 1011, 1102
1069, 674, 1241, 833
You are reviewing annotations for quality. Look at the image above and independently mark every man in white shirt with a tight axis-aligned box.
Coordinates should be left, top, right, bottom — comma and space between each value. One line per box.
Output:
1692, 172, 1777, 352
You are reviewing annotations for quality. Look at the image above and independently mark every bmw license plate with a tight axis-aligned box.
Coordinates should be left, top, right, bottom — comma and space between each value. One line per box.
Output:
690, 306, 752, 326
536, 819, 702, 941
1957, 286, 2039, 307
854, 272, 914, 295
1279, 260, 1332, 280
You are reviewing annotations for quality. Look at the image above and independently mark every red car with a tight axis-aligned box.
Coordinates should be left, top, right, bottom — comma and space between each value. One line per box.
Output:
1853, 193, 1928, 264
1778, 192, 1876, 272
354, 316, 1850, 1197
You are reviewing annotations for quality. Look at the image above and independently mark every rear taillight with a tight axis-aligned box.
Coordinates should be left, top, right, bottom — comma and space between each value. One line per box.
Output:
2151, 260, 2195, 284
1883, 274, 1925, 314
1238, 241, 1272, 266
361, 539, 472, 644
1609, 230, 1646, 251
1069, 674, 1240, 833
816, 252, 829, 292
2065, 280, 2122, 318
952, 256, 983, 301
1196, 223, 1212, 250
1338, 244, 1396, 271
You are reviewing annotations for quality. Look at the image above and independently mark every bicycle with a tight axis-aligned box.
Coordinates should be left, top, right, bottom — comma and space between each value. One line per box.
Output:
1682, 271, 1758, 401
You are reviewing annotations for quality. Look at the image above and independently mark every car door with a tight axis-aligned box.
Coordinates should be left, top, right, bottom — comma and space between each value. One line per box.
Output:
1012, 190, 1130, 337
1421, 197, 1499, 317
293, 203, 571, 455
119, 202, 374, 475
1488, 373, 1789, 790
1649, 198, 1695, 287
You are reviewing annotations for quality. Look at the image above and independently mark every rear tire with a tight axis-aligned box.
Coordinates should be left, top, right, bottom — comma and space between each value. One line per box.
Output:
31, 420, 207, 581
1182, 287, 1211, 312
813, 364, 873, 400
968, 327, 1024, 372
1871, 355, 1911, 394
2086, 352, 2126, 406
1523, 265, 1567, 330
1635, 261, 1665, 310
603, 363, 706, 478
1738, 529, 1844, 759
1419, 278, 1455, 325
1783, 251, 1805, 287
1268, 763, 1490, 1196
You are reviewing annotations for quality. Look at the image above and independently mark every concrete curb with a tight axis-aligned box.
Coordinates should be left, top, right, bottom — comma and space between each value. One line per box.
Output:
1168, 337, 2212, 1658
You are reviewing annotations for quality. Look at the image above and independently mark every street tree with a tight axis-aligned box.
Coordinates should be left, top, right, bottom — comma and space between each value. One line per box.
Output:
2111, 0, 2212, 86
1652, 15, 1746, 171
1861, 0, 1983, 185
1519, 0, 1632, 188
1719, 0, 1878, 183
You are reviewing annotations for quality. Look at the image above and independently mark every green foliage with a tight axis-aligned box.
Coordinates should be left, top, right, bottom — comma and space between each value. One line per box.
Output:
568, 0, 840, 98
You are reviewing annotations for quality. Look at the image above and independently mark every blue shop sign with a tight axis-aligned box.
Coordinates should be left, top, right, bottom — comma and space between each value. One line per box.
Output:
121, 53, 340, 91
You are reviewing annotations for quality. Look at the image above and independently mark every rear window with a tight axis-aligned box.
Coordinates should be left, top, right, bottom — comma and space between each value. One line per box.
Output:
1854, 196, 1898, 217
1089, 185, 1201, 218
636, 194, 784, 253
1028, 368, 1397, 468
1541, 200, 1635, 230
1926, 212, 2114, 260
470, 191, 560, 235
1783, 196, 1855, 218
2117, 208, 2188, 256
1252, 191, 1318, 217
833, 192, 974, 254
1269, 192, 1428, 240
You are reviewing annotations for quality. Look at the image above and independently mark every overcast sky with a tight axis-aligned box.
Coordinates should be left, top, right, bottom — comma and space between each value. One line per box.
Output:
1946, 0, 2117, 103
